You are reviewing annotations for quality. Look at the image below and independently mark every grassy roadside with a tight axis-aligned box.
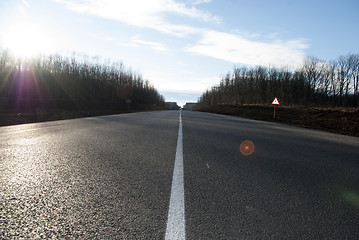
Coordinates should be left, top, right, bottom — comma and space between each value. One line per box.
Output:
0, 104, 163, 127
197, 105, 359, 137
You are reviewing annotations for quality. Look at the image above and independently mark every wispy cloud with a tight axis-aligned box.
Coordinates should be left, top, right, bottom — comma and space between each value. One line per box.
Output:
114, 36, 170, 53
186, 30, 309, 68
22, 0, 31, 8
54, 0, 220, 36
192, 0, 212, 5
89, 32, 169, 53
171, 0, 220, 23
87, 32, 115, 42
55, 0, 308, 67
150, 75, 219, 93
132, 37, 169, 52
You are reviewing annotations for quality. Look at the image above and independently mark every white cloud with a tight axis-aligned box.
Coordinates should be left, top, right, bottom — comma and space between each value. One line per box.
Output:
87, 32, 115, 42
54, 0, 308, 68
149, 72, 220, 93
150, 22, 201, 37
54, 0, 220, 36
170, 1, 220, 23
132, 37, 169, 52
190, 76, 221, 91
192, 0, 212, 5
22, 0, 31, 8
87, 29, 169, 53
117, 41, 139, 48
117, 36, 169, 53
186, 30, 309, 68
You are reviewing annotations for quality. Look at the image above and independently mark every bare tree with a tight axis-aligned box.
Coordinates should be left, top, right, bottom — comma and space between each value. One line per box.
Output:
0, 48, 165, 114
348, 54, 359, 106
198, 52, 358, 108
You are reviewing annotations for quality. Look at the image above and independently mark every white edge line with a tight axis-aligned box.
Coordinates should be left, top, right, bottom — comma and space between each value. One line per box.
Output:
165, 110, 185, 240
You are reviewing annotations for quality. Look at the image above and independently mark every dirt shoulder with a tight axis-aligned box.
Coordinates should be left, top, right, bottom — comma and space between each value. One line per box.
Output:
197, 105, 359, 137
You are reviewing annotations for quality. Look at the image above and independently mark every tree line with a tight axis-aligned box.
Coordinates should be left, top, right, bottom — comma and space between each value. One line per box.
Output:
198, 54, 359, 108
0, 48, 165, 114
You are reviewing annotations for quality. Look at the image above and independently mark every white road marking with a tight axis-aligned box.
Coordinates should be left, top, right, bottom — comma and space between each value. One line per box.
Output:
206, 163, 210, 169
165, 111, 185, 240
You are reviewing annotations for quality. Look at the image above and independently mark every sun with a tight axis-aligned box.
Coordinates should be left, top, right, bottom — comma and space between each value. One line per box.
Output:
1, 22, 56, 58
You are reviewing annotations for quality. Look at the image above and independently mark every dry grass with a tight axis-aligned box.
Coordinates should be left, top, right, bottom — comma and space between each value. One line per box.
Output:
197, 105, 359, 137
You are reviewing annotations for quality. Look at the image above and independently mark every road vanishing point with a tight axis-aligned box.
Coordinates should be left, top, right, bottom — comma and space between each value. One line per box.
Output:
1, 110, 358, 239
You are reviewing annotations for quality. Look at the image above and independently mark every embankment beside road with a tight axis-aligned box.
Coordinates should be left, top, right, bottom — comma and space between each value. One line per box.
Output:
0, 104, 164, 127
197, 105, 359, 137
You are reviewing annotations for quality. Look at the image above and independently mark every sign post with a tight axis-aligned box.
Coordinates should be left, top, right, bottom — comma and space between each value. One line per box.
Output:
272, 97, 280, 118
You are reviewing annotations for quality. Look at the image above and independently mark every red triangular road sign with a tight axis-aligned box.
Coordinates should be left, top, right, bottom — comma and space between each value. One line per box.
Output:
272, 97, 280, 105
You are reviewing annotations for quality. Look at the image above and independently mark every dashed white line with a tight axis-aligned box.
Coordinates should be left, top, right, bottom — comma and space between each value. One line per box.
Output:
165, 111, 185, 240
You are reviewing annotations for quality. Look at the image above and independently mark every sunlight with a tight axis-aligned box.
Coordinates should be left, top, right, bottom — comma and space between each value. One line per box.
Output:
1, 21, 56, 58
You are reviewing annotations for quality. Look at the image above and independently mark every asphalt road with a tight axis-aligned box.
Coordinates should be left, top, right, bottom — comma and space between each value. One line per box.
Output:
1, 110, 358, 239
182, 111, 359, 239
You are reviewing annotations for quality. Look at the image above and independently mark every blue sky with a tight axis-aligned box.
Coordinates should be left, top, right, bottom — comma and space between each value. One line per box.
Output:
0, 0, 358, 106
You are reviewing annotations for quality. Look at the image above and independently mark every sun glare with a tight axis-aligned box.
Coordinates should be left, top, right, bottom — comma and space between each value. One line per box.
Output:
1, 22, 56, 58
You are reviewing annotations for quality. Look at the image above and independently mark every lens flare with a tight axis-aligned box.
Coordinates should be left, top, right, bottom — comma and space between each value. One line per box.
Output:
240, 140, 255, 156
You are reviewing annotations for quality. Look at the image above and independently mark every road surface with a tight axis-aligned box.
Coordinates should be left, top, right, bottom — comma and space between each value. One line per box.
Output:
1, 110, 358, 239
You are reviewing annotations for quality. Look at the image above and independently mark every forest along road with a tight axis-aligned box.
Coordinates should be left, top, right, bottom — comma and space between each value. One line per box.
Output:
1, 110, 359, 239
